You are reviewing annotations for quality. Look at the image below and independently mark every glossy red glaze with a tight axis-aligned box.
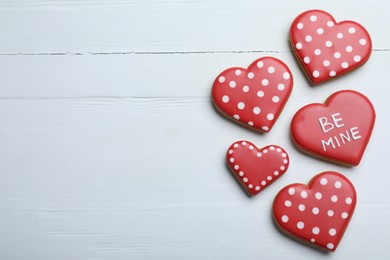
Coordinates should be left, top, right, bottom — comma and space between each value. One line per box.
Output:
290, 10, 372, 85
212, 57, 293, 133
226, 141, 289, 196
291, 90, 375, 166
273, 171, 356, 252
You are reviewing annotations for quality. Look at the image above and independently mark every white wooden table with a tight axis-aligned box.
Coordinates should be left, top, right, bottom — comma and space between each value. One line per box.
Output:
1, 0, 390, 259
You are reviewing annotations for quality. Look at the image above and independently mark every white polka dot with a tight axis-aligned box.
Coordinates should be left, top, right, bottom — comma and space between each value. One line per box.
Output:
312, 207, 319, 215
315, 192, 322, 200
310, 238, 315, 243
243, 178, 248, 182
235, 69, 241, 76
228, 150, 233, 155
320, 178, 328, 185
267, 176, 272, 181
247, 72, 254, 79
283, 72, 290, 80
222, 95, 229, 103
346, 197, 352, 204
256, 152, 262, 157
272, 96, 280, 103
329, 71, 336, 77
317, 28, 324, 35
234, 165, 239, 170
297, 221, 305, 229
354, 55, 362, 62
288, 188, 295, 195
242, 142, 246, 145
242, 85, 249, 92
255, 186, 260, 191
261, 180, 266, 185
277, 83, 285, 91
229, 158, 234, 163
323, 60, 330, 67
249, 145, 254, 150
233, 144, 239, 148
331, 195, 338, 202
334, 52, 341, 59
282, 215, 289, 223
263, 149, 268, 153
276, 148, 282, 152
239, 171, 244, 176
262, 126, 269, 131
346, 46, 353, 52
341, 212, 348, 219
267, 113, 274, 121
237, 102, 245, 110
280, 166, 285, 171
349, 27, 356, 34
314, 49, 321, 55
270, 146, 275, 150
283, 159, 288, 164
257, 61, 264, 68
327, 21, 334, 27
327, 243, 334, 250
305, 35, 312, 42
326, 40, 333, 47
329, 228, 337, 236
310, 15, 317, 22
335, 181, 342, 189
268, 66, 275, 74
253, 107, 261, 115
296, 42, 302, 50
261, 79, 269, 86
284, 200, 292, 207
337, 33, 344, 39
328, 210, 334, 217
248, 121, 254, 126
298, 204, 305, 211
297, 22, 304, 29
248, 184, 253, 188
304, 56, 310, 64
229, 81, 236, 88
257, 90, 264, 97
301, 191, 308, 198
312, 227, 320, 235
282, 153, 287, 158
274, 171, 279, 176
342, 62, 349, 69
359, 38, 367, 45
233, 114, 240, 120
218, 76, 225, 83
313, 70, 320, 78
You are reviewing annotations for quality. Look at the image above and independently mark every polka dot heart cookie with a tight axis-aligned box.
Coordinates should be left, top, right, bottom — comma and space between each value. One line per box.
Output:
273, 171, 356, 252
212, 57, 293, 133
227, 141, 289, 196
290, 10, 372, 85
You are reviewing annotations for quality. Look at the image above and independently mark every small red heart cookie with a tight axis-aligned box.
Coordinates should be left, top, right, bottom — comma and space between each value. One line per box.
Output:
227, 141, 289, 196
290, 10, 372, 85
291, 90, 375, 166
273, 171, 356, 252
212, 57, 293, 132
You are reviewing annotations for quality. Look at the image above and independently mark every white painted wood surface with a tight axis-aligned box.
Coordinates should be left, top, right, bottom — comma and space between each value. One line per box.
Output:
0, 0, 389, 259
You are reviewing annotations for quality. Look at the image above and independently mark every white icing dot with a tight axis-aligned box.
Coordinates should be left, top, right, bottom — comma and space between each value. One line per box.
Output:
326, 40, 333, 47
262, 126, 269, 131
337, 33, 344, 39
305, 35, 312, 42
312, 227, 320, 235
323, 60, 330, 67
255, 186, 260, 191
354, 55, 362, 62
349, 27, 356, 34
248, 72, 254, 79
267, 113, 274, 121
346, 46, 353, 52
288, 188, 295, 195
234, 165, 239, 170
282, 153, 287, 158
272, 96, 280, 103
328, 210, 334, 217
248, 184, 253, 189
276, 148, 282, 152
296, 42, 303, 50
229, 81, 236, 88
313, 70, 320, 78
304, 56, 310, 64
297, 221, 305, 229
248, 121, 254, 126
327, 243, 334, 250
312, 207, 319, 215
301, 191, 308, 199
320, 178, 328, 185
331, 195, 338, 202
327, 21, 334, 27
229, 158, 234, 163
280, 166, 285, 171
277, 83, 285, 91
317, 28, 324, 35
310, 15, 317, 22
237, 102, 245, 110
267, 176, 272, 181
274, 171, 279, 176
335, 181, 342, 189
329, 228, 337, 236
270, 146, 275, 150
261, 180, 266, 185
310, 238, 315, 243
282, 215, 289, 223
341, 212, 348, 219
249, 145, 254, 150
243, 178, 248, 182
228, 150, 233, 155
218, 76, 225, 83
253, 107, 261, 115
263, 149, 268, 153
235, 69, 241, 76
239, 171, 244, 176
346, 197, 352, 204
233, 144, 239, 148
314, 49, 321, 55
268, 66, 275, 74
315, 192, 322, 200
257, 90, 264, 97
342, 62, 349, 69
233, 114, 240, 120
283, 72, 290, 80
257, 61, 264, 68
284, 200, 292, 207
242, 141, 247, 145
334, 52, 341, 59
261, 79, 269, 86
222, 95, 229, 103
256, 152, 262, 157
298, 204, 305, 211
359, 38, 367, 45
329, 71, 336, 77
242, 85, 249, 93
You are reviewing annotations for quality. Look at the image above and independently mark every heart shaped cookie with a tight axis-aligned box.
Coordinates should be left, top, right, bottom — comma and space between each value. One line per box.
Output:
212, 57, 293, 132
291, 90, 375, 166
227, 141, 289, 196
273, 171, 356, 252
290, 10, 372, 85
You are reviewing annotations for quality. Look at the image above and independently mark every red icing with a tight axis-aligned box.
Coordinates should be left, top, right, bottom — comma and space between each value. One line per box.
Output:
226, 141, 289, 196
291, 90, 375, 166
212, 57, 293, 133
273, 172, 356, 252
290, 10, 372, 85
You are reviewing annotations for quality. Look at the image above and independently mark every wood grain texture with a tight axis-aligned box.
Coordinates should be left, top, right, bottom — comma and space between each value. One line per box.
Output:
0, 0, 390, 259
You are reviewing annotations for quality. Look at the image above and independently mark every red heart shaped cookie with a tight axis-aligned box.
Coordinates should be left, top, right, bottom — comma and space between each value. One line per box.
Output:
291, 90, 375, 166
227, 141, 289, 196
273, 171, 356, 252
290, 10, 372, 85
212, 57, 293, 132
